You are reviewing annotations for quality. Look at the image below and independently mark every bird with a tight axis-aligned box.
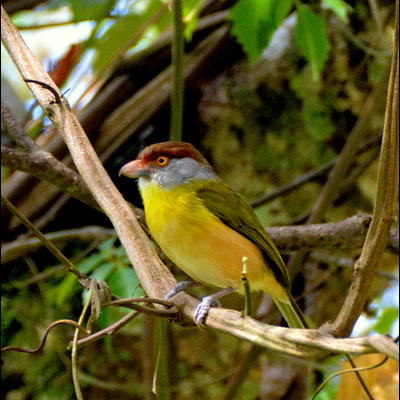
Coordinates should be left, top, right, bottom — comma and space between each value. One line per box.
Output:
119, 141, 308, 328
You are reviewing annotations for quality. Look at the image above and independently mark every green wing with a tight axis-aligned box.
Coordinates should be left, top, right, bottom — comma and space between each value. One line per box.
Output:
194, 179, 290, 289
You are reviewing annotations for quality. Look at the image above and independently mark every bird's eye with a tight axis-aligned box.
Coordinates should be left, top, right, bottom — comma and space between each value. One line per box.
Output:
156, 156, 169, 166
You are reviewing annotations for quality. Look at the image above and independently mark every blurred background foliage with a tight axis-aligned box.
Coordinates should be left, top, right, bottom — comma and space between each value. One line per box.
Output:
1, 0, 398, 399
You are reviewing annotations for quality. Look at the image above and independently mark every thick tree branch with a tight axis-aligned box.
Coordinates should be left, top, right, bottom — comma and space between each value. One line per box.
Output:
178, 306, 399, 361
1, 146, 101, 211
268, 214, 398, 254
2, 214, 398, 265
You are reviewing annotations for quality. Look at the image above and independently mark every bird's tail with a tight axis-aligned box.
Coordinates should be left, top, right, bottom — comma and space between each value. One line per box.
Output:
273, 292, 309, 329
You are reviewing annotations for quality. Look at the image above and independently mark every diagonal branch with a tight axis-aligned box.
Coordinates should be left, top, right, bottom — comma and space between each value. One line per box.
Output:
1, 146, 101, 211
1, 4, 174, 302
331, 3, 399, 337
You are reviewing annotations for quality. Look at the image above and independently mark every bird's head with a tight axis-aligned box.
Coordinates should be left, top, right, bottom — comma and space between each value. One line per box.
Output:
119, 142, 216, 188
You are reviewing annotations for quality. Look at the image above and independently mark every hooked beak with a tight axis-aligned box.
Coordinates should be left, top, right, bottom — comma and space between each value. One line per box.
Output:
119, 159, 149, 178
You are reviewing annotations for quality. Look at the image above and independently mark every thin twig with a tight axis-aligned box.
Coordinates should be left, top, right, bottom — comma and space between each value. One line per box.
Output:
344, 354, 375, 400
107, 297, 179, 310
1, 320, 88, 354
152, 318, 172, 397
73, 297, 181, 349
73, 310, 140, 349
2, 226, 115, 264
107, 300, 179, 317
250, 133, 382, 208
311, 355, 388, 400
71, 295, 91, 400
1, 195, 89, 282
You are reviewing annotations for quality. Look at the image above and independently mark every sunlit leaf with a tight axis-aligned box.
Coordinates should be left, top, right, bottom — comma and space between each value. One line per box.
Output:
182, 0, 201, 41
92, 0, 166, 73
373, 307, 399, 334
47, 0, 115, 22
323, 0, 353, 23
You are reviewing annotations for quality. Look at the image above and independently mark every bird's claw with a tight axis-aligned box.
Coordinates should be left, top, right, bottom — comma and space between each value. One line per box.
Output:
194, 295, 221, 326
164, 283, 231, 326
164, 281, 203, 300
164, 282, 188, 300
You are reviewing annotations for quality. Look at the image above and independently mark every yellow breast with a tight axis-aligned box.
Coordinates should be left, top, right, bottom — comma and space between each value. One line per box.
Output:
139, 179, 286, 299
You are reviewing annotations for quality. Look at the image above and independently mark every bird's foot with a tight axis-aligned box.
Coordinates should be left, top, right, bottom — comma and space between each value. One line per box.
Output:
163, 281, 203, 300
194, 286, 235, 326
195, 295, 221, 326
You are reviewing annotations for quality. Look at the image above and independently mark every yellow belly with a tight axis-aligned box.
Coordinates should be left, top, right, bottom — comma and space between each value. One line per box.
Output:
140, 180, 286, 299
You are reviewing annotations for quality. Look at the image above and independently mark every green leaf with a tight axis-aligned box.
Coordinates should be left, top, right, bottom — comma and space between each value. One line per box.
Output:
53, 247, 113, 308
92, 15, 146, 73
69, 0, 115, 22
184, 13, 199, 42
88, 262, 115, 281
182, 0, 201, 41
47, 0, 115, 22
229, 0, 293, 62
323, 0, 353, 23
54, 274, 78, 308
295, 5, 331, 80
108, 267, 144, 298
77, 252, 107, 274
92, 0, 165, 73
373, 307, 399, 334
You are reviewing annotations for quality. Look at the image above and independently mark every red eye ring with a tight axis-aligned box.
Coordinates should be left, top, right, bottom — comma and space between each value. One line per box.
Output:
156, 156, 169, 166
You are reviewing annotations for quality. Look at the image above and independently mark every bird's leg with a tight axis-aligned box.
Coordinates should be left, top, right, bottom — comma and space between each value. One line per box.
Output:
164, 281, 204, 300
195, 287, 235, 326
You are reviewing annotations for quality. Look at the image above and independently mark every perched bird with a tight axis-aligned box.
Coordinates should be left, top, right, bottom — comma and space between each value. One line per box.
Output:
119, 141, 308, 328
